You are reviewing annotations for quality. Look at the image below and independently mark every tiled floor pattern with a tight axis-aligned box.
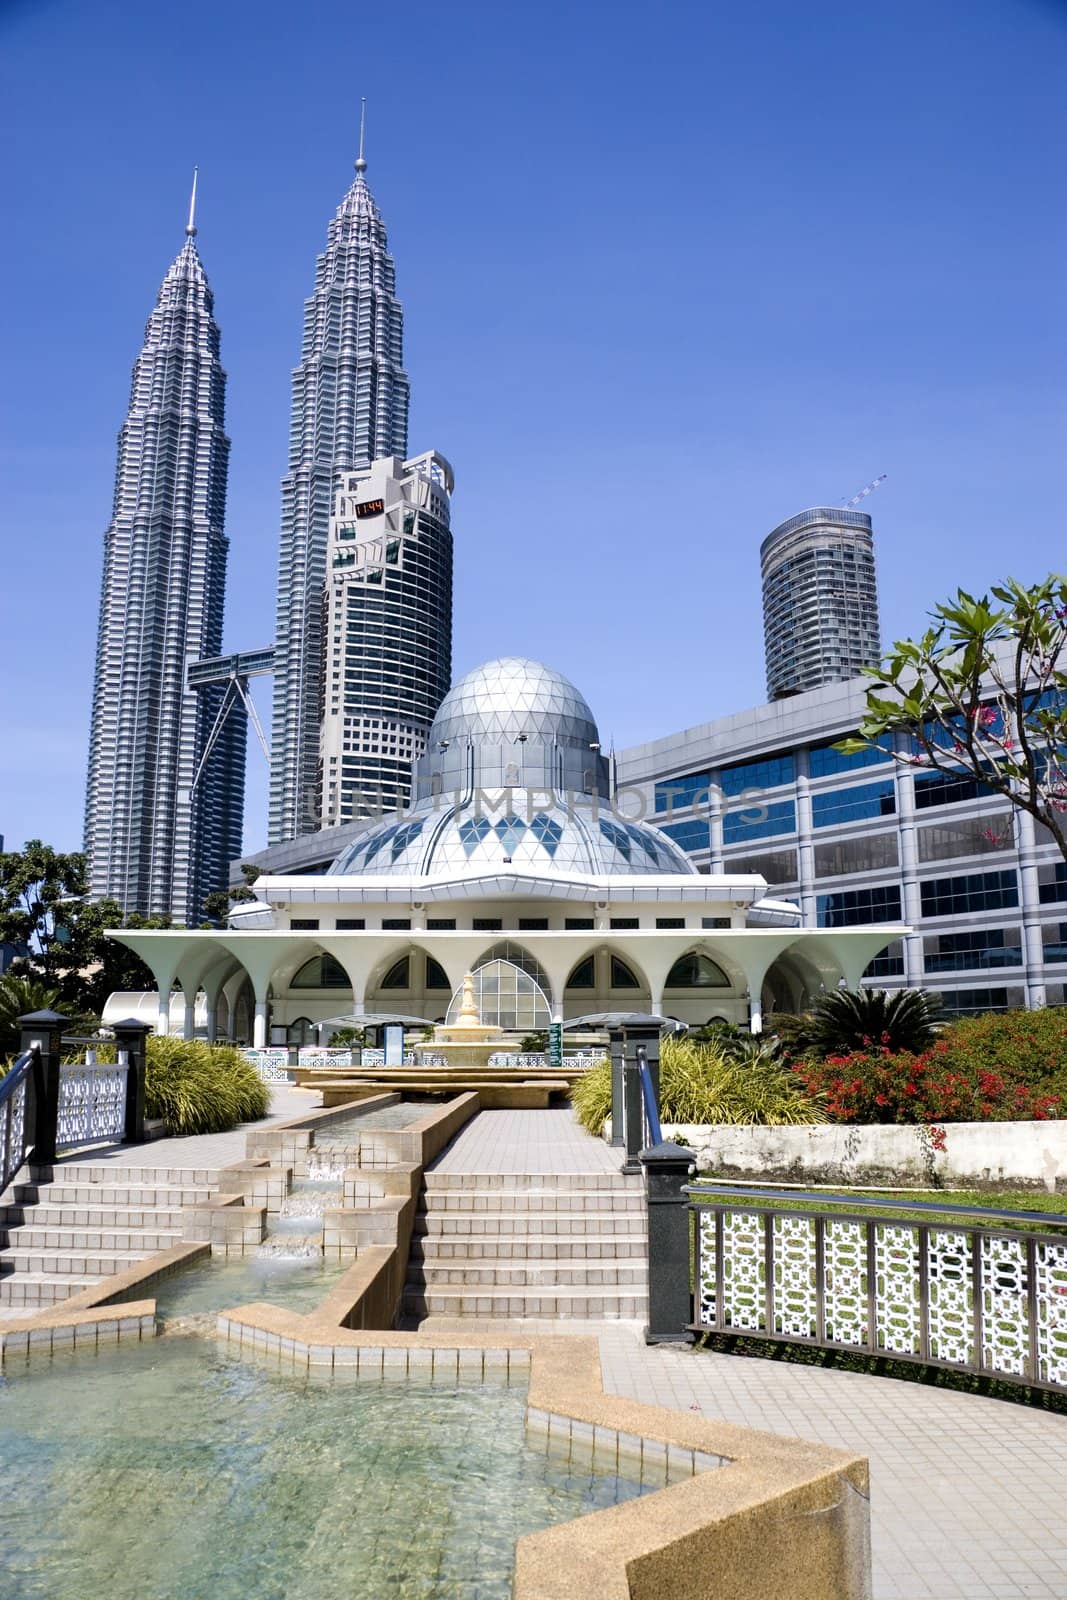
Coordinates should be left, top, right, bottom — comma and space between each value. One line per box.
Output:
430, 1107, 624, 1175
416, 1313, 1067, 1600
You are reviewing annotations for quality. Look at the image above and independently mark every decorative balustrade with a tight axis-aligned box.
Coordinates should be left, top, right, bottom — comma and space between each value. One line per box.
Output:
240, 1047, 292, 1082
56, 1057, 129, 1150
688, 1188, 1067, 1395
0, 1048, 36, 1192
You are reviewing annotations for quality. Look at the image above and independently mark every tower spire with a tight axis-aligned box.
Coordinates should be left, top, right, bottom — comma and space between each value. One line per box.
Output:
355, 99, 367, 174
186, 166, 199, 237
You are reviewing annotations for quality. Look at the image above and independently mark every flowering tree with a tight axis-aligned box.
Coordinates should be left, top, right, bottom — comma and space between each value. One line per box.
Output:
838, 575, 1067, 863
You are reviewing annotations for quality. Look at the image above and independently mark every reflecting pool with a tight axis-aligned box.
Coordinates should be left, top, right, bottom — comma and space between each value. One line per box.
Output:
0, 1336, 651, 1600
152, 1256, 347, 1320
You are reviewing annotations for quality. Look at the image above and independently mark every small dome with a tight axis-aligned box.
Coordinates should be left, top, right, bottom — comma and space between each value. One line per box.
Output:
427, 658, 600, 751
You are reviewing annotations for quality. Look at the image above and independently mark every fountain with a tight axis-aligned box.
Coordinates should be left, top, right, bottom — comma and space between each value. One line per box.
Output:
414, 972, 507, 1070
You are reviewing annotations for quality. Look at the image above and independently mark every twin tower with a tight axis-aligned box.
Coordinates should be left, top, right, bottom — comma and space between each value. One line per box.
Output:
84, 140, 453, 923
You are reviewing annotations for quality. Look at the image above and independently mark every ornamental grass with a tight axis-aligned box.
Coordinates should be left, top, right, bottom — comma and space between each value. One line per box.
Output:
571, 1034, 824, 1134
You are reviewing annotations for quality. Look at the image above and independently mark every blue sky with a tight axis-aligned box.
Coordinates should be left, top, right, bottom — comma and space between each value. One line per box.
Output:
1, 0, 1065, 857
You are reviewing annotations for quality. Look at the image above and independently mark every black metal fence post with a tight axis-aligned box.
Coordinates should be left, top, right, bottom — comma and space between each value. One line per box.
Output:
113, 1018, 151, 1144
607, 1025, 625, 1147
18, 1010, 69, 1167
622, 1023, 661, 1172
640, 1140, 696, 1344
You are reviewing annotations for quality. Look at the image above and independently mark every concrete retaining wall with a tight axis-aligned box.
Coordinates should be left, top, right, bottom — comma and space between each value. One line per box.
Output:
667, 1118, 1067, 1190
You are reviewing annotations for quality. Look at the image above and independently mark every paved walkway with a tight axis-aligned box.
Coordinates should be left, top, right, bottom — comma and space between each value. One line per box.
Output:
53, 1084, 314, 1171
430, 1107, 624, 1175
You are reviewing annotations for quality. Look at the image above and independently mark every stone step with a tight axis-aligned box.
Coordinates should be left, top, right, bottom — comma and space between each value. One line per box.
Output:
0, 1272, 100, 1307
0, 1203, 188, 1230
423, 1172, 637, 1192
13, 1182, 214, 1209
31, 1164, 222, 1187
0, 1224, 181, 1254
408, 1258, 648, 1288
416, 1210, 642, 1237
417, 1190, 644, 1214
0, 1246, 154, 1278
412, 1233, 647, 1262
402, 1284, 646, 1320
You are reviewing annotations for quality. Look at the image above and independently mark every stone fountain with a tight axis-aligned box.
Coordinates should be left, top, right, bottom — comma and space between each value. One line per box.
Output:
414, 973, 506, 1070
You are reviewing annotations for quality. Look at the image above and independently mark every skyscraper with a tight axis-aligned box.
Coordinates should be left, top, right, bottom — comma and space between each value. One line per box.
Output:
84, 180, 245, 923
269, 124, 410, 844
318, 450, 454, 827
761, 507, 881, 700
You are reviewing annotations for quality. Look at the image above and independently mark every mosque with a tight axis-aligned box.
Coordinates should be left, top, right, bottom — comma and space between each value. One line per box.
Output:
111, 658, 903, 1046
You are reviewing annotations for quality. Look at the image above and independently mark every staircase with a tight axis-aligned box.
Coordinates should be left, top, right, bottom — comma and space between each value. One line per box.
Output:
0, 1163, 219, 1309
404, 1169, 647, 1321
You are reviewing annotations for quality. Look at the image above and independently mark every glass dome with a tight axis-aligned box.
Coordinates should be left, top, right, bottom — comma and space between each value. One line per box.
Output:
427, 657, 599, 749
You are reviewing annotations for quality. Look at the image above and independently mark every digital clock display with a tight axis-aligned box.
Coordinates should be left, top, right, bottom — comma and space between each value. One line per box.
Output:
354, 498, 385, 519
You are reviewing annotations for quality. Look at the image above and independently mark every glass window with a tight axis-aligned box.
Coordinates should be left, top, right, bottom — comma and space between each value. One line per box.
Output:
335, 918, 365, 930
923, 928, 1023, 973
808, 737, 892, 778
920, 870, 1018, 918
564, 917, 594, 930
656, 917, 686, 929
722, 798, 796, 845
659, 818, 711, 853
817, 885, 902, 927
610, 917, 639, 929
474, 942, 551, 993
914, 768, 996, 810
565, 956, 596, 990
702, 916, 731, 928
938, 987, 1025, 1016
1041, 923, 1067, 963
722, 848, 797, 884
518, 918, 549, 930
918, 813, 1014, 863
720, 754, 795, 796
290, 918, 320, 930
380, 957, 410, 989
664, 953, 730, 988
382, 918, 412, 931
290, 954, 351, 989
446, 959, 550, 1031
812, 780, 896, 829
287, 1017, 315, 1046
814, 833, 898, 878
1039, 863, 1067, 904
654, 771, 712, 813
426, 918, 456, 931
425, 957, 450, 989
863, 941, 904, 979
609, 956, 642, 990
473, 918, 503, 931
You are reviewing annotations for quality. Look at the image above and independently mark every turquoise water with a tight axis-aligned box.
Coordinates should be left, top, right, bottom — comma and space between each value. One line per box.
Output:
0, 1336, 652, 1600
152, 1255, 347, 1319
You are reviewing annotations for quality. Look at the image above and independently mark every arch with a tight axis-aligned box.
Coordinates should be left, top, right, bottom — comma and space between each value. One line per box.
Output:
565, 955, 596, 991
287, 1016, 316, 1046
447, 959, 551, 1032
425, 955, 450, 990
664, 952, 731, 989
289, 953, 351, 990
473, 940, 551, 994
380, 955, 411, 990
609, 955, 642, 991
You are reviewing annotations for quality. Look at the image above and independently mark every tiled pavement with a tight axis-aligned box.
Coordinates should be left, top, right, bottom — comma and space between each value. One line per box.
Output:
52, 1084, 314, 1171
420, 1110, 1067, 1600
429, 1106, 625, 1174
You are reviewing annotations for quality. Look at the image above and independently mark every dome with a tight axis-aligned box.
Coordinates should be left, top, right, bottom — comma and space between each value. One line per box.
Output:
427, 658, 600, 750
328, 795, 697, 878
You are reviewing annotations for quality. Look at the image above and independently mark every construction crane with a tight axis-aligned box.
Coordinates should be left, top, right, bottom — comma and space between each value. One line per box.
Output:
840, 473, 887, 510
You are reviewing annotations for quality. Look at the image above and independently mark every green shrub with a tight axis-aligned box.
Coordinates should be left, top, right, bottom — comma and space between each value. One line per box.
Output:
795, 1039, 1063, 1125
571, 1036, 824, 1134
807, 987, 944, 1057
68, 1037, 269, 1135
0, 975, 59, 1056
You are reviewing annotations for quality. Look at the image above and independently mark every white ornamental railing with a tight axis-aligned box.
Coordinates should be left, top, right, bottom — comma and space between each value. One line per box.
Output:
240, 1048, 291, 1082
56, 1055, 129, 1150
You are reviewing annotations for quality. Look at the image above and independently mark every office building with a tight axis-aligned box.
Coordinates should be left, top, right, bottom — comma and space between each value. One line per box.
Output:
618, 670, 1067, 1016
270, 135, 410, 845
84, 187, 245, 923
319, 451, 454, 827
761, 507, 881, 700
